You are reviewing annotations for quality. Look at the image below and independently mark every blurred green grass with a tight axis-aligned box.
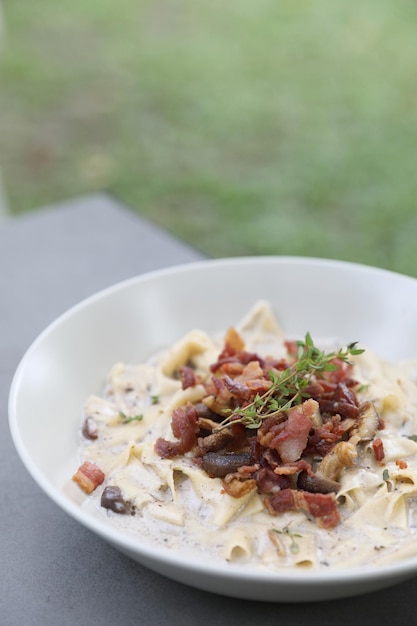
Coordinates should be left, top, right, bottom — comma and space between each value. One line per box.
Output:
1, 0, 417, 272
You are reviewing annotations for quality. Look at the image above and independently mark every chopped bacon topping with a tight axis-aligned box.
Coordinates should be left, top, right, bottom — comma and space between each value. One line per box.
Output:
372, 437, 385, 462
254, 467, 291, 494
265, 489, 340, 528
154, 326, 374, 529
311, 381, 360, 420
72, 461, 105, 494
178, 366, 200, 390
155, 403, 199, 458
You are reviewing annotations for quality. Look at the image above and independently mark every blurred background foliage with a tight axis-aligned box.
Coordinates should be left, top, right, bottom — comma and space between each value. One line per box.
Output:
1, 0, 417, 272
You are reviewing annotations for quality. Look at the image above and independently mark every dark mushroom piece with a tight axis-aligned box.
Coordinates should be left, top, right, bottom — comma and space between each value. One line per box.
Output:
82, 416, 98, 440
101, 485, 134, 515
193, 402, 220, 421
351, 401, 380, 442
297, 470, 340, 494
201, 451, 251, 478
198, 428, 234, 453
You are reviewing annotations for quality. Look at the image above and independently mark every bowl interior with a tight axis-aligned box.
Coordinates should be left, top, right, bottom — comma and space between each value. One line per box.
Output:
9, 256, 417, 600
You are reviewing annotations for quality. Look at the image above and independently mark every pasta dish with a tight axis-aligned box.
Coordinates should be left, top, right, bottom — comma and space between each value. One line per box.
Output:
72, 302, 417, 570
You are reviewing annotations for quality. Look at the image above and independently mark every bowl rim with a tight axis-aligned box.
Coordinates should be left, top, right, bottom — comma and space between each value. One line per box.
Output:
9, 255, 417, 588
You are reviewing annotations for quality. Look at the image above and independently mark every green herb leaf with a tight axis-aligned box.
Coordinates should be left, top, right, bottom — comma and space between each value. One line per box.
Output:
119, 411, 143, 424
273, 526, 302, 554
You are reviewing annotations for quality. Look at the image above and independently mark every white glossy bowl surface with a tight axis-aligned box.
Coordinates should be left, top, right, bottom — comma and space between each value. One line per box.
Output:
9, 256, 417, 602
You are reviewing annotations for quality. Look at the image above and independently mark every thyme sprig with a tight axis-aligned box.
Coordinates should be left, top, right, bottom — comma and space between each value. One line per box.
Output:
274, 526, 303, 554
215, 332, 364, 431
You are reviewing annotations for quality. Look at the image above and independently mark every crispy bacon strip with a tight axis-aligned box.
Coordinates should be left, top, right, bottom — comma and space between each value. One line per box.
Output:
72, 461, 105, 494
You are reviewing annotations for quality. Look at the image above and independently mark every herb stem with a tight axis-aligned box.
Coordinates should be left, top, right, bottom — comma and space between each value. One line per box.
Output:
215, 333, 363, 432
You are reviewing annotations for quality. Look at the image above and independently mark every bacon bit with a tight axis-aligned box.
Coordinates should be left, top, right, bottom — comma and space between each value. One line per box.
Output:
306, 420, 342, 458
284, 340, 299, 358
203, 376, 233, 414
316, 381, 360, 420
222, 361, 271, 403
236, 360, 265, 383
210, 350, 266, 373
178, 366, 201, 390
217, 362, 245, 376
372, 438, 385, 462
265, 489, 340, 529
265, 488, 297, 514
154, 403, 199, 458
322, 358, 353, 384
273, 459, 313, 476
238, 463, 260, 476
258, 399, 317, 463
396, 459, 408, 469
223, 375, 254, 402
262, 357, 289, 373
255, 467, 291, 494
256, 448, 278, 470
378, 416, 386, 430
72, 461, 105, 494
302, 491, 341, 529
335, 381, 358, 406
224, 327, 246, 354
210, 327, 245, 369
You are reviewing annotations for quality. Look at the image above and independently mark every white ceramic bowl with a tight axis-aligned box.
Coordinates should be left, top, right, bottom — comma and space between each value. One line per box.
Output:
9, 256, 417, 602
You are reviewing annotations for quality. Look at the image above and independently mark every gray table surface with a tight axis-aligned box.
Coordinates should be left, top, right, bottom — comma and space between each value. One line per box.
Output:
0, 194, 414, 625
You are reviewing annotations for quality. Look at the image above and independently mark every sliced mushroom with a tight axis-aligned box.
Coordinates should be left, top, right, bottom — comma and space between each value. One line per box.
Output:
82, 416, 98, 440
101, 485, 134, 515
350, 401, 380, 442
297, 470, 340, 494
198, 428, 234, 452
193, 402, 220, 421
201, 451, 251, 478
316, 441, 357, 482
